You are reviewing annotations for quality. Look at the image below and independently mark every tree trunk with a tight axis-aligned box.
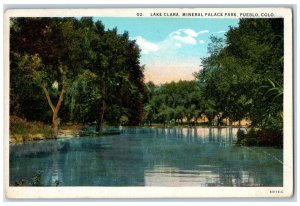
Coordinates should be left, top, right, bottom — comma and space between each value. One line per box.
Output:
96, 98, 106, 132
195, 116, 199, 126
41, 83, 65, 139
217, 115, 223, 126
52, 111, 59, 138
207, 116, 212, 126
96, 84, 107, 132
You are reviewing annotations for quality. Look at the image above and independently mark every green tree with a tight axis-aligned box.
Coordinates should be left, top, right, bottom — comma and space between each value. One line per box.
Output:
194, 36, 227, 125
195, 18, 283, 130
11, 17, 146, 135
144, 80, 203, 126
223, 18, 283, 129
66, 69, 100, 123
89, 27, 145, 131
10, 18, 86, 137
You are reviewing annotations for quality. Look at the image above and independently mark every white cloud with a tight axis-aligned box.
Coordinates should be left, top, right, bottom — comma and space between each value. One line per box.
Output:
131, 28, 208, 55
131, 29, 208, 84
198, 30, 209, 34
130, 36, 159, 54
169, 28, 209, 45
199, 40, 205, 44
172, 35, 197, 45
213, 30, 226, 34
181, 28, 198, 37
171, 29, 209, 36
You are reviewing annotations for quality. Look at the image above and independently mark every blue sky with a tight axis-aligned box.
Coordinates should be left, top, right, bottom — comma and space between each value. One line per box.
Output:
94, 17, 239, 84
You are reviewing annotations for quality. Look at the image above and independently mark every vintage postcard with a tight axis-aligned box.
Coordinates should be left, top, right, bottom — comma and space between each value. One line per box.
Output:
4, 7, 293, 198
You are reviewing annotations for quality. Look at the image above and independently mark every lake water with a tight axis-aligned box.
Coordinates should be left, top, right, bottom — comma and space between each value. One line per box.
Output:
9, 127, 283, 186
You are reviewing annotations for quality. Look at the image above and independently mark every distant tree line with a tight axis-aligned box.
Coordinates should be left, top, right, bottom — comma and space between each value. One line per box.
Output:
10, 17, 146, 137
144, 18, 283, 132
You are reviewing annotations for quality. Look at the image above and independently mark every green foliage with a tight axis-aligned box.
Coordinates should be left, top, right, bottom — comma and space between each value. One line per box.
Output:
10, 17, 146, 131
143, 80, 203, 125
66, 69, 100, 123
263, 78, 283, 102
194, 18, 283, 130
237, 128, 283, 147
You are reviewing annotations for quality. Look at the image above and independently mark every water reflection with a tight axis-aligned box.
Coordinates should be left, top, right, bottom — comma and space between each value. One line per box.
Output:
144, 165, 260, 187
10, 127, 282, 186
144, 165, 221, 186
150, 127, 240, 147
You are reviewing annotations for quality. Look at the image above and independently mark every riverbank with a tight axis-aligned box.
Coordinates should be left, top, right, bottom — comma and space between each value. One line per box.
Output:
10, 116, 81, 143
10, 117, 281, 148
9, 123, 248, 144
10, 116, 52, 143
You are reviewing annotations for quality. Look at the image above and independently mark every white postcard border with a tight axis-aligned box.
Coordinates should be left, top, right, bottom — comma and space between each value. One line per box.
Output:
4, 7, 294, 198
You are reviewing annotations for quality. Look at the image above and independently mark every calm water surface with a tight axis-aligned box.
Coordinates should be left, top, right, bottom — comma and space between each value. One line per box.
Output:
10, 127, 283, 186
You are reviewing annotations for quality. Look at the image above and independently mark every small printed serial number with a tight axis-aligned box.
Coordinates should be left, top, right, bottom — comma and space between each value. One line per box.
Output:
270, 190, 283, 194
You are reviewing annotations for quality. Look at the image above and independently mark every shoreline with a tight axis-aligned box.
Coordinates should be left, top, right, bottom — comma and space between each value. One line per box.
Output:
9, 124, 249, 144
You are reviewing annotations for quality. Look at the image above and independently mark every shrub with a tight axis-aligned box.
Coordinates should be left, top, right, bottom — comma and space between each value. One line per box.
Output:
237, 127, 283, 147
10, 115, 52, 142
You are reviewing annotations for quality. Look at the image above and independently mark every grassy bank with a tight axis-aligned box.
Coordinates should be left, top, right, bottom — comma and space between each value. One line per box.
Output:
58, 123, 81, 137
10, 116, 84, 143
10, 116, 52, 143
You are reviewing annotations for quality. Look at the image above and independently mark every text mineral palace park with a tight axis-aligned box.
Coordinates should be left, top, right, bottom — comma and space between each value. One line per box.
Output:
150, 12, 237, 17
